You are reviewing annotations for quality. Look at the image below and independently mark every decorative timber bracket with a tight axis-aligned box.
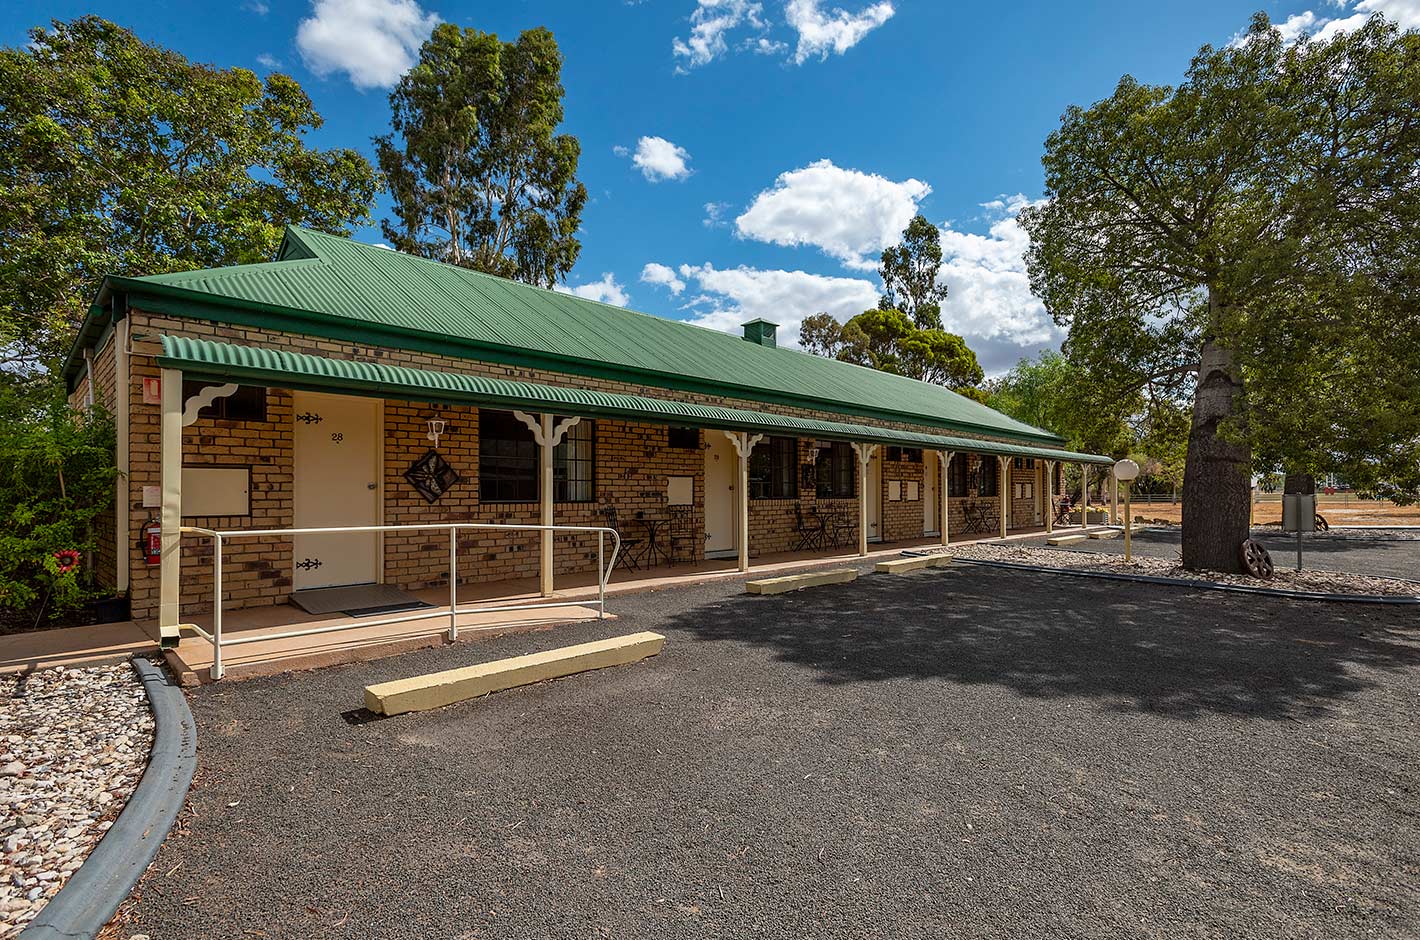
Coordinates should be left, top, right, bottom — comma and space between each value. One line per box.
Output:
181, 383, 239, 427
722, 430, 765, 457
512, 411, 583, 448
850, 441, 879, 466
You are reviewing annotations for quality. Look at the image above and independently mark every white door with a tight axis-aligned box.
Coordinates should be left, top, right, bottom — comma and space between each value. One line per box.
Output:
865, 450, 883, 542
292, 391, 379, 590
704, 432, 738, 558
923, 450, 940, 535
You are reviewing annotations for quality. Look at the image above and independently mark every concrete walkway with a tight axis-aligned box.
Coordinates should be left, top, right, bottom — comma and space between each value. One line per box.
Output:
0, 620, 156, 675
1, 523, 1092, 682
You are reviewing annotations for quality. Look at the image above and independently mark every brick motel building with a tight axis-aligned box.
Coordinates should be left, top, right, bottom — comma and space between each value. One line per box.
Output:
63, 227, 1111, 658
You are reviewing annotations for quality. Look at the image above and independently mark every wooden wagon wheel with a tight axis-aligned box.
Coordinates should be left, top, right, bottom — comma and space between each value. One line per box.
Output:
1239, 538, 1275, 579
1314, 512, 1330, 532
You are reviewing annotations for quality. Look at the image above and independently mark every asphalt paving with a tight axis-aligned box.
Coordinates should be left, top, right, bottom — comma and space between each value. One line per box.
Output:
120, 562, 1420, 939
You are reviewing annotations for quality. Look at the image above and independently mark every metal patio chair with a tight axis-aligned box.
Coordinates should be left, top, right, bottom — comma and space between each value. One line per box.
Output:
667, 504, 695, 565
793, 504, 826, 551
600, 507, 643, 571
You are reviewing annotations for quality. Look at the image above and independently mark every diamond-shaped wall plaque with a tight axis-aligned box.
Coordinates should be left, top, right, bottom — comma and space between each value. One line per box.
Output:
404, 449, 461, 503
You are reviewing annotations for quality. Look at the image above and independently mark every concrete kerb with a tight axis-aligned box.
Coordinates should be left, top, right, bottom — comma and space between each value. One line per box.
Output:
948, 556, 1420, 605
22, 657, 197, 940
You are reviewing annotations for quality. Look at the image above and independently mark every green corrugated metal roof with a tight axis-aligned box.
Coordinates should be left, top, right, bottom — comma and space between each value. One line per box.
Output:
88, 226, 1065, 445
157, 335, 1113, 465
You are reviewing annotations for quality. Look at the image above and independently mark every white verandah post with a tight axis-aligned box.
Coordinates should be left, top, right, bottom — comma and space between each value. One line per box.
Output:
851, 442, 879, 557
158, 367, 183, 647
1044, 460, 1056, 534
514, 411, 583, 596
1110, 467, 1119, 525
938, 450, 952, 547
1081, 463, 1091, 530
723, 431, 764, 573
540, 413, 553, 595
998, 455, 1009, 540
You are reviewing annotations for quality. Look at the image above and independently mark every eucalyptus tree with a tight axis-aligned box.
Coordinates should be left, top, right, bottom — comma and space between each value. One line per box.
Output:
376, 25, 588, 288
878, 214, 949, 330
1020, 13, 1420, 571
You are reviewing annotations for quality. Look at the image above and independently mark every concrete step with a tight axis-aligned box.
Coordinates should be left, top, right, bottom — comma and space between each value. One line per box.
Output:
746, 568, 857, 595
874, 555, 952, 574
364, 631, 665, 716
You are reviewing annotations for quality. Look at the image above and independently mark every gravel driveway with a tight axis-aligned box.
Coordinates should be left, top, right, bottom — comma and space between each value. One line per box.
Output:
121, 564, 1420, 939
1046, 526, 1420, 582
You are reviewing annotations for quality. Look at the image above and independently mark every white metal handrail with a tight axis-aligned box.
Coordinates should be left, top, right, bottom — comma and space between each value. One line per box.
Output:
179, 522, 621, 680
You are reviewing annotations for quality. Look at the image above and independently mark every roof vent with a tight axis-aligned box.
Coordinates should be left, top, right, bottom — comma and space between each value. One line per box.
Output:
741, 319, 778, 348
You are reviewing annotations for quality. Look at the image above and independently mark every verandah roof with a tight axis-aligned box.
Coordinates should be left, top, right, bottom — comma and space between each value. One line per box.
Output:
157, 335, 1113, 465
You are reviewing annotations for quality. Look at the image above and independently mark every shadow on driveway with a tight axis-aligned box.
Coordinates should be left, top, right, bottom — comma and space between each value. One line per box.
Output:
665, 565, 1420, 721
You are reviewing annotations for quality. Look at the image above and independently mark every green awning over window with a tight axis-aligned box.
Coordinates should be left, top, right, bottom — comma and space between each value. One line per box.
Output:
157, 335, 1114, 465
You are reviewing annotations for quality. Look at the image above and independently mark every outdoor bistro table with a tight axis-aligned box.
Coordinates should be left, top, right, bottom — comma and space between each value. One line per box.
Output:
637, 514, 671, 567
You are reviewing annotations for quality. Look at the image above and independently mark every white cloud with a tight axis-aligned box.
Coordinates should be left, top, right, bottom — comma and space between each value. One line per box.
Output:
641, 262, 687, 295
245, 0, 271, 14
677, 263, 879, 345
673, 0, 768, 70
296, 0, 440, 90
671, 0, 889, 70
936, 194, 1059, 353
784, 0, 895, 63
1233, 0, 1420, 45
703, 201, 733, 228
555, 273, 630, 307
735, 159, 930, 269
621, 136, 694, 181
256, 53, 281, 69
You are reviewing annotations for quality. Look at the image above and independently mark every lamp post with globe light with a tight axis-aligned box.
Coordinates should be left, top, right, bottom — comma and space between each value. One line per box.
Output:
1113, 458, 1140, 562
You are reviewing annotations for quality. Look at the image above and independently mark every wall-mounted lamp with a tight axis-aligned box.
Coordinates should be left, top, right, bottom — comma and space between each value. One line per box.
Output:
427, 418, 447, 448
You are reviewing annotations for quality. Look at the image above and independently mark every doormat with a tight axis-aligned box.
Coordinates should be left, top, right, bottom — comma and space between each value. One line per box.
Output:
290, 583, 431, 617
341, 600, 434, 618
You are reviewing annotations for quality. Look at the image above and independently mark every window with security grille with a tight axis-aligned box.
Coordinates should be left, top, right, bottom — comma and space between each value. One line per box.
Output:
948, 454, 970, 497
554, 419, 596, 502
181, 380, 267, 422
478, 410, 538, 502
749, 436, 796, 499
815, 442, 855, 498
667, 427, 699, 449
978, 457, 999, 497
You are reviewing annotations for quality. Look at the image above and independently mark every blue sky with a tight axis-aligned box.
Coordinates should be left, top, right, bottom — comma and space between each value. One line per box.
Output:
4, 0, 1407, 373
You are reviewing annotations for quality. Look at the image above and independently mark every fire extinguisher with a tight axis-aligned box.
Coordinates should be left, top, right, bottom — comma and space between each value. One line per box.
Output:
140, 517, 162, 566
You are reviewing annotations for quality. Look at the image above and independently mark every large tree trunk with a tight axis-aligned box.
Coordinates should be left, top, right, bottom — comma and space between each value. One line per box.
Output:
1181, 332, 1252, 572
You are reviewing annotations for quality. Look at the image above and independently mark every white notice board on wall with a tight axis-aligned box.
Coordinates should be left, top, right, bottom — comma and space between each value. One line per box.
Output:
182, 466, 251, 517
667, 475, 693, 505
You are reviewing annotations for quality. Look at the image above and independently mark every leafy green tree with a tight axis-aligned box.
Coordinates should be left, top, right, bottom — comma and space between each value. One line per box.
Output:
878, 214, 949, 330
0, 17, 381, 376
1020, 13, 1420, 571
982, 349, 1133, 455
376, 24, 588, 288
0, 385, 115, 619
798, 308, 983, 390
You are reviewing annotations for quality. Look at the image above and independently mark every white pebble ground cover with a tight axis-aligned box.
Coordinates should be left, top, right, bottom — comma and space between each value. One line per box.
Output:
1, 662, 154, 938
948, 543, 1420, 597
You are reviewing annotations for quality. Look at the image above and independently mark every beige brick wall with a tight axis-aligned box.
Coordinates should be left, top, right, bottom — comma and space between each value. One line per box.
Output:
115, 309, 1079, 624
